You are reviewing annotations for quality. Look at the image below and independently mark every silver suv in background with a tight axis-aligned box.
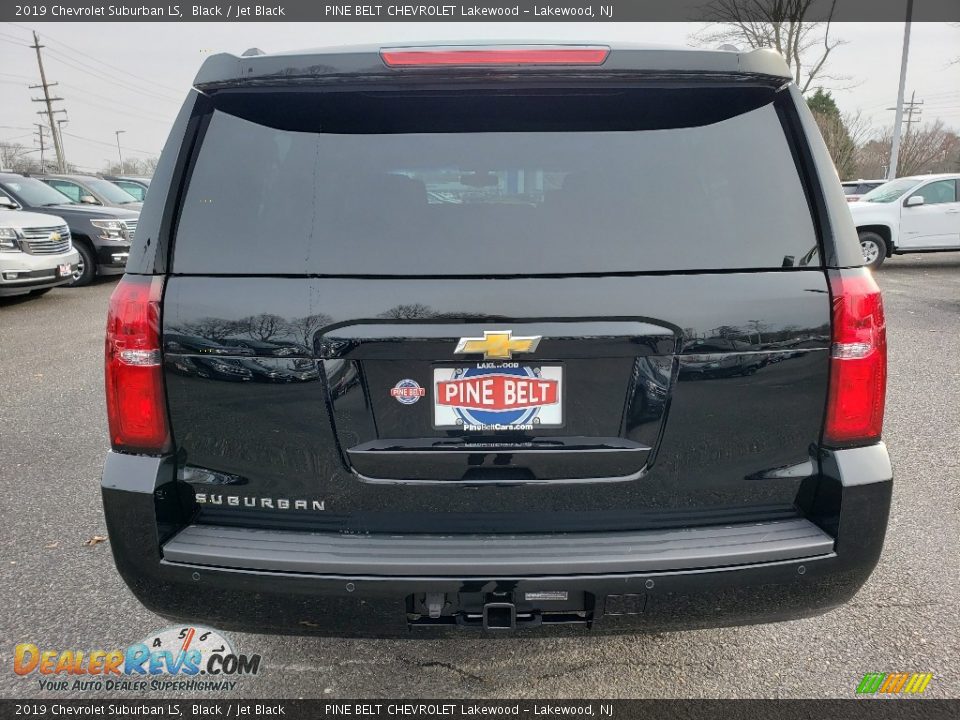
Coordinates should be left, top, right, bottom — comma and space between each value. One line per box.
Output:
0, 210, 80, 297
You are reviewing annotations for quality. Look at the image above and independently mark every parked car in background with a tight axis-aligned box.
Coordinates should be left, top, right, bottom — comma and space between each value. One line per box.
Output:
0, 209, 80, 297
0, 173, 139, 286
36, 173, 143, 211
849, 174, 960, 269
841, 179, 886, 203
100, 43, 891, 638
103, 176, 151, 202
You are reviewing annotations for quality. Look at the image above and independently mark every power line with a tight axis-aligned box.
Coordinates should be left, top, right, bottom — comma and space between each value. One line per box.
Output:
60, 131, 158, 156
1, 24, 179, 103
2, 29, 183, 117
7, 22, 185, 97
0, 35, 30, 47
1, 133, 36, 142
922, 86, 960, 97
43, 47, 182, 105
52, 42, 184, 99
0, 71, 177, 125
55, 87, 177, 125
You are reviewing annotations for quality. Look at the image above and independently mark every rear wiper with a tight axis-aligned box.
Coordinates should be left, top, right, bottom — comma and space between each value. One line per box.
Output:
797, 245, 819, 267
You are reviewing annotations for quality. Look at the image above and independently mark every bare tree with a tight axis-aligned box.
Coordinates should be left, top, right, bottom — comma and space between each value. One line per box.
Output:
0, 142, 41, 174
178, 317, 243, 342
856, 121, 960, 178
288, 313, 333, 348
695, 0, 844, 93
811, 110, 872, 179
99, 157, 159, 177
714, 325, 743, 340
890, 121, 960, 176
854, 138, 890, 179
239, 314, 288, 341
378, 303, 435, 320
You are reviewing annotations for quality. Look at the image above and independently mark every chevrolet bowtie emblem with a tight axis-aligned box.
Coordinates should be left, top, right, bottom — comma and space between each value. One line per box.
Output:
454, 330, 542, 360
49, 232, 60, 242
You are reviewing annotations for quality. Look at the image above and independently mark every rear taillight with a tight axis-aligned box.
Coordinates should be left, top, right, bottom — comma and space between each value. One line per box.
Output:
105, 275, 170, 454
380, 46, 610, 67
824, 269, 887, 447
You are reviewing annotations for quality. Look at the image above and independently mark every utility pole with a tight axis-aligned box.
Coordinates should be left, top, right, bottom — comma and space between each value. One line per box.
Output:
902, 90, 923, 133
888, 0, 914, 180
886, 90, 924, 133
114, 130, 126, 174
56, 117, 69, 169
29, 31, 66, 173
34, 123, 47, 171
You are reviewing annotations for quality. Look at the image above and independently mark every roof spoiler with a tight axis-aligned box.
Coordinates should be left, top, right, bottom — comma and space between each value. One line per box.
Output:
194, 43, 792, 88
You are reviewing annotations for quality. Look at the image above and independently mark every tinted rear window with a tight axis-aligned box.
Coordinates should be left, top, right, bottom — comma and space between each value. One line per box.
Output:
173, 88, 819, 275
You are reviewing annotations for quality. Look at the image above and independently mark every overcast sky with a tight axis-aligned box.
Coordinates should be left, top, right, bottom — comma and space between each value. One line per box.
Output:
1, 21, 958, 171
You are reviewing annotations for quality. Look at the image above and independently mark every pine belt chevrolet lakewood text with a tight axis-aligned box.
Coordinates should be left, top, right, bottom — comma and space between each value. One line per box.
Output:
101, 43, 892, 636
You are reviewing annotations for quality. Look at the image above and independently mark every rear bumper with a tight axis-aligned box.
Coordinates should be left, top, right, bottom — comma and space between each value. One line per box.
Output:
101, 444, 892, 637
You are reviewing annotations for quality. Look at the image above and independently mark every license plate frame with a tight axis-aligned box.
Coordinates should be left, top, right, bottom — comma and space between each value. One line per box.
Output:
433, 363, 564, 431
57, 263, 72, 277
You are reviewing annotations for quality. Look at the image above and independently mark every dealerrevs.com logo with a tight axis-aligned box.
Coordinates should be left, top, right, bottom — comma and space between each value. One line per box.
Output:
14, 626, 261, 692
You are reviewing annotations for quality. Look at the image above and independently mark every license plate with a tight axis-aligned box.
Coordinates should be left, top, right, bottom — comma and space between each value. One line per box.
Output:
433, 364, 562, 430
58, 264, 72, 277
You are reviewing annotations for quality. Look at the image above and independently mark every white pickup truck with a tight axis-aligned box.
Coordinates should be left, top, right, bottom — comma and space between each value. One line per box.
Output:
849, 174, 960, 269
0, 210, 80, 297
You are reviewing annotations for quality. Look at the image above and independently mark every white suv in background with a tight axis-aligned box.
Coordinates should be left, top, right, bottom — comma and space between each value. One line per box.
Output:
841, 179, 886, 203
849, 174, 960, 269
0, 210, 80, 298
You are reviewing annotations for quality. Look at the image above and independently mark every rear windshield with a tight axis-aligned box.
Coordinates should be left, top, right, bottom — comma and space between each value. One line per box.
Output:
173, 88, 819, 275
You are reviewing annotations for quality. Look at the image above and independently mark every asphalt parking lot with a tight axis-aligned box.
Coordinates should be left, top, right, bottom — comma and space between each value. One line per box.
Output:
1, 254, 958, 700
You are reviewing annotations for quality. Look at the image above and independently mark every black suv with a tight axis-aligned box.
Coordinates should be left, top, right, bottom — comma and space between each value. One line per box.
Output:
0, 173, 139, 286
101, 43, 891, 637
